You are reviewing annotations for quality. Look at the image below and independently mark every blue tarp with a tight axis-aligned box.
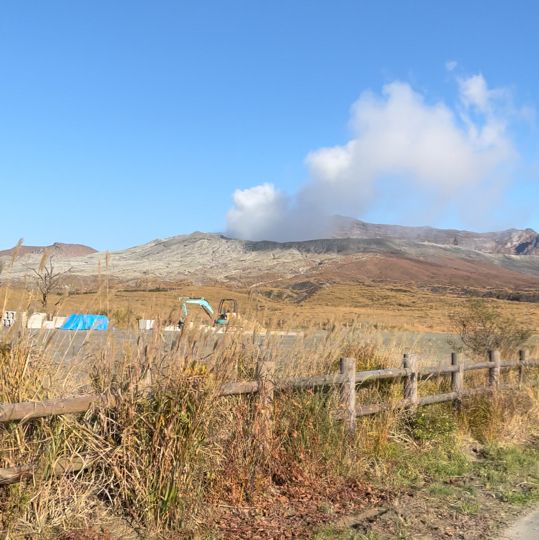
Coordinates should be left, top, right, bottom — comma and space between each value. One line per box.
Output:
61, 314, 109, 331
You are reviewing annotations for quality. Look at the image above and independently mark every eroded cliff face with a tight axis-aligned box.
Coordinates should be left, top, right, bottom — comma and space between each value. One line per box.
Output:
499, 229, 539, 255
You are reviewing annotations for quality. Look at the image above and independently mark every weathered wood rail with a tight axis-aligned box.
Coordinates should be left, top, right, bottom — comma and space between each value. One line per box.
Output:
1, 349, 538, 483
1, 351, 538, 424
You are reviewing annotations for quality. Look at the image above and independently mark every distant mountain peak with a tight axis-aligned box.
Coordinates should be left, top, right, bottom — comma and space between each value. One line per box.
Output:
0, 242, 97, 259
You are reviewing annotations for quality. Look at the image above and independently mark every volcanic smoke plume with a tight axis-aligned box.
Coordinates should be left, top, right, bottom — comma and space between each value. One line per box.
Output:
227, 72, 526, 241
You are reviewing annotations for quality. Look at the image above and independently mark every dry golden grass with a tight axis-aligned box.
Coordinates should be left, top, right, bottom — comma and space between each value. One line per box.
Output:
2, 279, 539, 333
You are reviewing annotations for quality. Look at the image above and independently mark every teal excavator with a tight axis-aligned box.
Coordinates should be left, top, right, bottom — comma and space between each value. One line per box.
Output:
178, 297, 237, 328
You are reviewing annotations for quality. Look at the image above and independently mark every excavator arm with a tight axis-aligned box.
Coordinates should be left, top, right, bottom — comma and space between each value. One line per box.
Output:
179, 297, 215, 324
178, 296, 237, 328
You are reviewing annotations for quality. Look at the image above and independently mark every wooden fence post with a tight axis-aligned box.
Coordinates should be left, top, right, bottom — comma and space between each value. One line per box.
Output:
519, 349, 528, 388
256, 358, 275, 463
339, 357, 356, 434
451, 352, 463, 404
403, 353, 418, 409
488, 350, 501, 388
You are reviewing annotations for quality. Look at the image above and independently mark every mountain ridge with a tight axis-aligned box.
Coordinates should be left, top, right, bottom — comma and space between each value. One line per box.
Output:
2, 219, 539, 258
331, 216, 539, 255
2, 220, 539, 291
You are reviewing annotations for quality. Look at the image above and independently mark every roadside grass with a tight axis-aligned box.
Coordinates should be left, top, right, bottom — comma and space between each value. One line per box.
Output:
1, 287, 539, 537
380, 429, 539, 506
477, 445, 539, 505
313, 404, 539, 539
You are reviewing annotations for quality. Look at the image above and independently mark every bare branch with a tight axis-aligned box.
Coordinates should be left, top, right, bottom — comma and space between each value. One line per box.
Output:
26, 255, 72, 311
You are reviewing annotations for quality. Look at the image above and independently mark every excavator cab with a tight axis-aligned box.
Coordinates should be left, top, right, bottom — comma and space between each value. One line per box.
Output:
215, 298, 238, 325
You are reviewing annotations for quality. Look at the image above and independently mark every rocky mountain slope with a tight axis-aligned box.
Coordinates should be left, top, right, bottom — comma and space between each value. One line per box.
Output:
332, 216, 539, 255
2, 229, 539, 291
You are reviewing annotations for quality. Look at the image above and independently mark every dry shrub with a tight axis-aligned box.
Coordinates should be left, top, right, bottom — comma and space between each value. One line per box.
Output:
451, 300, 532, 358
0, 335, 44, 402
0, 333, 70, 471
4, 475, 102, 538
211, 395, 260, 502
361, 410, 404, 457
218, 388, 363, 504
340, 341, 391, 371
274, 388, 349, 474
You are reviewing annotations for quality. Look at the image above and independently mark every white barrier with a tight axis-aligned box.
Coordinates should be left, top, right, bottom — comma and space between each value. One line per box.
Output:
53, 316, 66, 328
164, 325, 181, 332
27, 313, 47, 329
138, 319, 155, 331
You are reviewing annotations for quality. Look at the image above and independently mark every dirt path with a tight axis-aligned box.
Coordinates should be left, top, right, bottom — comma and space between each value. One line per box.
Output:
500, 506, 539, 539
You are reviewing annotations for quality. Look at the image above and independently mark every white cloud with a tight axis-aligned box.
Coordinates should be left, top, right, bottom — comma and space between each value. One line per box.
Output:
309, 80, 512, 192
458, 73, 496, 113
446, 60, 458, 72
226, 183, 287, 241
226, 73, 520, 241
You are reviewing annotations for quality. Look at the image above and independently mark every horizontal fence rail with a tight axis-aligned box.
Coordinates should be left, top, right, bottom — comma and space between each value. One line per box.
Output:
1, 349, 539, 483
2, 355, 538, 423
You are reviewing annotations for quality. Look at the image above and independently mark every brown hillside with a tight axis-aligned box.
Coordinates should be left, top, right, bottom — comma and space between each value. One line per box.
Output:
311, 253, 539, 290
0, 242, 97, 259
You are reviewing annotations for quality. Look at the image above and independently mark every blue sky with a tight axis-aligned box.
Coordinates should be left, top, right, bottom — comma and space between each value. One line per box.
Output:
0, 1, 538, 250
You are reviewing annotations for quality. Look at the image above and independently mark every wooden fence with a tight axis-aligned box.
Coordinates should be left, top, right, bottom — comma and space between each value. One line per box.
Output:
1, 349, 538, 485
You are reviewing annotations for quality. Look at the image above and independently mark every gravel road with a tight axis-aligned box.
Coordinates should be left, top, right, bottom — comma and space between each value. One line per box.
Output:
5, 325, 537, 369
500, 506, 539, 539
1, 326, 459, 365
